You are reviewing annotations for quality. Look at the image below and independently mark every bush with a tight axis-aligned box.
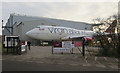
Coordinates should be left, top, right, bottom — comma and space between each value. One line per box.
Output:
95, 34, 119, 58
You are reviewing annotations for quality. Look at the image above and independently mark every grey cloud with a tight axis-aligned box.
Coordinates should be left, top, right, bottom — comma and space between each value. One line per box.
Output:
2, 2, 118, 24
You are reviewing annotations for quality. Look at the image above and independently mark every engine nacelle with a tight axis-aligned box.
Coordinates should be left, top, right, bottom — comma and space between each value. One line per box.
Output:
84, 37, 94, 41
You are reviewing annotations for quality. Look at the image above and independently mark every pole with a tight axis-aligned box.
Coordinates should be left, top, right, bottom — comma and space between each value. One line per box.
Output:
13, 38, 15, 55
18, 40, 21, 55
7, 37, 8, 54
82, 38, 85, 56
52, 40, 53, 54
2, 20, 4, 35
72, 48, 73, 54
16, 38, 18, 54
2, 20, 4, 54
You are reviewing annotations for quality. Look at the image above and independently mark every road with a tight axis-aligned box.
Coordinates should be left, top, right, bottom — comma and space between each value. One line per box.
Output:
2, 46, 119, 71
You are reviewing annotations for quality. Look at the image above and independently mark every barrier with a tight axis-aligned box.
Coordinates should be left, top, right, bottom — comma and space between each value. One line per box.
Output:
2, 35, 28, 55
52, 41, 73, 54
3, 35, 21, 55
52, 38, 85, 56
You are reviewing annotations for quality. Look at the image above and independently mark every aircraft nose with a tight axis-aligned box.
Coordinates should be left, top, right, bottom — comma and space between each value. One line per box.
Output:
25, 31, 31, 36
26, 31, 33, 37
26, 28, 39, 39
26, 29, 35, 38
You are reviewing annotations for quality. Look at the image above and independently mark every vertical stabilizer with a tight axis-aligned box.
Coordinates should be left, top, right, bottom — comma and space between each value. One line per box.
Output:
105, 20, 117, 33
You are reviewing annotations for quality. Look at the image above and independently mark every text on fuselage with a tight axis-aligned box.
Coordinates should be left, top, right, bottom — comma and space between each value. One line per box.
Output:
48, 28, 85, 34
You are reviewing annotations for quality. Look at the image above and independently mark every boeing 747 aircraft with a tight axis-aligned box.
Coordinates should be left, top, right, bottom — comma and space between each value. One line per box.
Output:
26, 25, 109, 41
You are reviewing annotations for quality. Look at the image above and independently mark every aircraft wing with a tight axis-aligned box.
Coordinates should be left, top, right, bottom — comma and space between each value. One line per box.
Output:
62, 35, 89, 40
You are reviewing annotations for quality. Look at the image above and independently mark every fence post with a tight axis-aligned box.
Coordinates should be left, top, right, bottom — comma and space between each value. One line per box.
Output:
52, 40, 53, 54
82, 38, 85, 56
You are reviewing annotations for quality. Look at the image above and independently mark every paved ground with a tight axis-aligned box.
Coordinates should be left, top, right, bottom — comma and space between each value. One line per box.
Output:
2, 46, 119, 71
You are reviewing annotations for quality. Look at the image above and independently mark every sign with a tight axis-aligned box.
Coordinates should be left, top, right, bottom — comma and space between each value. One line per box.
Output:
21, 45, 26, 53
53, 48, 71, 53
53, 41, 62, 47
74, 41, 83, 47
62, 41, 72, 48
53, 41, 72, 53
52, 41, 83, 54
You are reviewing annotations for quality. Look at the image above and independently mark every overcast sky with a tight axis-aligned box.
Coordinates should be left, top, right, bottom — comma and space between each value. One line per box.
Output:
0, 0, 119, 35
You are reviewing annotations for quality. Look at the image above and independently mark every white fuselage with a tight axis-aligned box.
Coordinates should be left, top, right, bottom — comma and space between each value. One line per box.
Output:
26, 25, 96, 41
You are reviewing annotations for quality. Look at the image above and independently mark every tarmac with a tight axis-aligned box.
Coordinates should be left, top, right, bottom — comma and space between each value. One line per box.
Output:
2, 46, 119, 71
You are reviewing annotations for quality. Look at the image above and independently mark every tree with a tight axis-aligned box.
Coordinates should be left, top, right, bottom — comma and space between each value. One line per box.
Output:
93, 14, 119, 58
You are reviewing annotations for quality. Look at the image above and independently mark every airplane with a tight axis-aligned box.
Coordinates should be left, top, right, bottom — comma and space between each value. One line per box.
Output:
25, 25, 110, 41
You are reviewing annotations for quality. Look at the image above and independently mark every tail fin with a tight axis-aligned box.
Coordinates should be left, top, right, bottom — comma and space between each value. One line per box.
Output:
105, 20, 117, 33
105, 25, 111, 33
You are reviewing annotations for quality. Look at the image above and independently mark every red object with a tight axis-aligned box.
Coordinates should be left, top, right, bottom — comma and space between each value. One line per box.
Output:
54, 41, 62, 47
105, 26, 111, 33
39, 28, 44, 30
105, 20, 117, 33
22, 41, 25, 45
68, 37, 71, 40
86, 38, 89, 41
85, 37, 93, 41
74, 41, 83, 47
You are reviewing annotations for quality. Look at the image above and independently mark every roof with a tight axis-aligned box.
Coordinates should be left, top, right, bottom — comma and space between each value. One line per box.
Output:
10, 13, 93, 25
